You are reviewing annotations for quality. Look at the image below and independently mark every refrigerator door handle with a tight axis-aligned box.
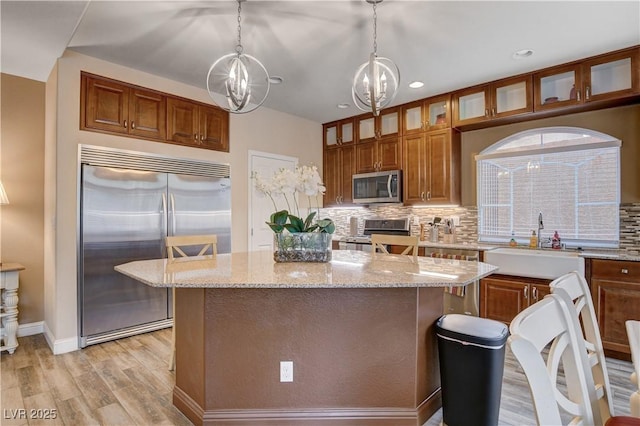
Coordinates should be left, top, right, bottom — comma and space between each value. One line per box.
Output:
169, 192, 176, 236
161, 193, 168, 254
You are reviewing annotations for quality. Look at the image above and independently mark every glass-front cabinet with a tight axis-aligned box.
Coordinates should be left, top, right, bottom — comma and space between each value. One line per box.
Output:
402, 94, 451, 135
453, 76, 532, 126
324, 118, 354, 147
534, 47, 639, 110
356, 107, 400, 143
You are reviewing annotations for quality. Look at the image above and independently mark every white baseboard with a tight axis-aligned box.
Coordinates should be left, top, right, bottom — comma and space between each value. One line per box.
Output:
43, 322, 78, 355
16, 321, 44, 337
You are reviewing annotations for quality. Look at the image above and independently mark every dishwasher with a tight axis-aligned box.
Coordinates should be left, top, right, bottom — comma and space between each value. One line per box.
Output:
425, 247, 480, 317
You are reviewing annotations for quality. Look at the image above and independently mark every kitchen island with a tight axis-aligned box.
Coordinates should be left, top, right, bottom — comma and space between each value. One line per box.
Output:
116, 250, 498, 426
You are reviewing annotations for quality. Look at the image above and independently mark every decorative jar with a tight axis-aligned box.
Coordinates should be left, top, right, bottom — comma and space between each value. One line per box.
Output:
273, 232, 332, 263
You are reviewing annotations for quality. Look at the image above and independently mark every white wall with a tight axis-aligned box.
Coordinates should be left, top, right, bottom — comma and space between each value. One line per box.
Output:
46, 50, 322, 353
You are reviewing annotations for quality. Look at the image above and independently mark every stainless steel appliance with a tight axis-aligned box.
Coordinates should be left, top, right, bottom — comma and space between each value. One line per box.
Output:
338, 218, 410, 250
352, 170, 401, 204
78, 146, 231, 347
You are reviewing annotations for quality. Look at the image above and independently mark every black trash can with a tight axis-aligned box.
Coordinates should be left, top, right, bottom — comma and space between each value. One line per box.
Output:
436, 314, 509, 426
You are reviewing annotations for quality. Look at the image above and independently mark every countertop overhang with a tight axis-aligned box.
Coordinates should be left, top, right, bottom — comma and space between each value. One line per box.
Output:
115, 250, 498, 289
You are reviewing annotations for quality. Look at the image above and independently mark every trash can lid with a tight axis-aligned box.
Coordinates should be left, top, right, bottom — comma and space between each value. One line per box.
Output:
436, 314, 509, 347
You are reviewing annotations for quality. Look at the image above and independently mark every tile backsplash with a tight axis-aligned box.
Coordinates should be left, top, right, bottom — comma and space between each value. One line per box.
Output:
321, 203, 640, 254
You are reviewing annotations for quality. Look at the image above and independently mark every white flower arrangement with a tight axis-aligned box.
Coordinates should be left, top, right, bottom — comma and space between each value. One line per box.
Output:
253, 165, 335, 234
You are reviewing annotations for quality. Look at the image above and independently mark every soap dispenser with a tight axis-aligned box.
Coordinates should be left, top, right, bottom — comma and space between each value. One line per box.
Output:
509, 232, 517, 247
552, 231, 561, 249
529, 230, 537, 248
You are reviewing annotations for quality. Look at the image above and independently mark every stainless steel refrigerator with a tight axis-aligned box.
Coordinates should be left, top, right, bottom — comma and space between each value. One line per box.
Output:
79, 151, 230, 348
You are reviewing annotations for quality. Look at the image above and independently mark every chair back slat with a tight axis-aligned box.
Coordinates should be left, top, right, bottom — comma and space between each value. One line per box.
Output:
166, 234, 218, 261
370, 234, 419, 259
550, 271, 614, 421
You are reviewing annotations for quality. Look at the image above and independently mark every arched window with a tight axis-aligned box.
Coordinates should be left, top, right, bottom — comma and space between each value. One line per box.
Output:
476, 127, 620, 248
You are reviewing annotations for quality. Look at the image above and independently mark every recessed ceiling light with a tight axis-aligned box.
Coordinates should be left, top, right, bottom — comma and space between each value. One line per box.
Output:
409, 81, 424, 89
513, 49, 534, 59
337, 103, 350, 109
269, 76, 283, 84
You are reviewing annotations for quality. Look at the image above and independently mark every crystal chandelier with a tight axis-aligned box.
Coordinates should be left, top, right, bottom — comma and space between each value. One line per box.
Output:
352, 0, 400, 116
207, 0, 270, 114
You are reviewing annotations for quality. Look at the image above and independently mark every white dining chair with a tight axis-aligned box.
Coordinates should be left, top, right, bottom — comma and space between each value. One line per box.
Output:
509, 290, 640, 426
165, 234, 217, 371
627, 320, 640, 417
550, 271, 614, 422
370, 234, 419, 259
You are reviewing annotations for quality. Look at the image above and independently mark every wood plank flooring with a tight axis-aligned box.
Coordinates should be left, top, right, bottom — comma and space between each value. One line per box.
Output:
1, 329, 636, 425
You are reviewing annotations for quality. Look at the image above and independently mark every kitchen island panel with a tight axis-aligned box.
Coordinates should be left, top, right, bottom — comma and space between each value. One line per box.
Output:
174, 286, 444, 425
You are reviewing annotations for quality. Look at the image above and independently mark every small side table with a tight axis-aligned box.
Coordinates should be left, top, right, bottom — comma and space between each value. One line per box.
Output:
1, 263, 24, 354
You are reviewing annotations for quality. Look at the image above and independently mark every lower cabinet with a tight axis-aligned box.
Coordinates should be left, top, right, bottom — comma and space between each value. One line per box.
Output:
588, 258, 640, 358
480, 274, 551, 324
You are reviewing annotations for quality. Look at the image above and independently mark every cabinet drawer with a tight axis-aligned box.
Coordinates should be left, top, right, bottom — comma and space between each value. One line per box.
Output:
591, 259, 640, 281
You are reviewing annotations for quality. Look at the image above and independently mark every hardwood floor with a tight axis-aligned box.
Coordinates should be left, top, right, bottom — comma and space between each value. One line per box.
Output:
1, 329, 636, 425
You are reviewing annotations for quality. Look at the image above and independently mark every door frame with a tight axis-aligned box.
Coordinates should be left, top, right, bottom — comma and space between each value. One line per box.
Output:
247, 150, 298, 251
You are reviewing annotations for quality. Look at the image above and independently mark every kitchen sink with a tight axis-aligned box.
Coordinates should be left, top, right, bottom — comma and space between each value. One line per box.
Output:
483, 247, 585, 280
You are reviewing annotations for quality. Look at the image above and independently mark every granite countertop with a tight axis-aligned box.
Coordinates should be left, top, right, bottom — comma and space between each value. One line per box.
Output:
115, 250, 498, 289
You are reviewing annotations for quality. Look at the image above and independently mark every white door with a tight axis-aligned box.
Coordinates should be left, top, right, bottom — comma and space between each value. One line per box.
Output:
248, 151, 297, 251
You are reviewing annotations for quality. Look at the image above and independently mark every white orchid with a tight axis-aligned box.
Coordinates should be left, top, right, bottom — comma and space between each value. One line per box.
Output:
253, 164, 334, 234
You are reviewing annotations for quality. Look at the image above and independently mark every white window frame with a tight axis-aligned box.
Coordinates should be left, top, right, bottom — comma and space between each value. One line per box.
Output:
476, 127, 621, 248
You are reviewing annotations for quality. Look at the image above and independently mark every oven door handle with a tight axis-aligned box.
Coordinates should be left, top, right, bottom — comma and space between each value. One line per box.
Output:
387, 175, 392, 198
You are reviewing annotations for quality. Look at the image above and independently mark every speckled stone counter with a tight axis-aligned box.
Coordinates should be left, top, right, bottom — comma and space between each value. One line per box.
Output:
116, 250, 497, 426
115, 249, 498, 289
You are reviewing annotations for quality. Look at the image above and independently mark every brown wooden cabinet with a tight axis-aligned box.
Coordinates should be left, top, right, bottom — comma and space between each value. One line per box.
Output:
588, 258, 640, 358
452, 75, 533, 127
81, 72, 229, 152
402, 129, 460, 205
534, 46, 640, 111
355, 107, 401, 143
81, 73, 166, 140
355, 136, 402, 173
480, 274, 551, 324
324, 118, 355, 147
323, 144, 355, 206
167, 98, 228, 152
402, 94, 451, 135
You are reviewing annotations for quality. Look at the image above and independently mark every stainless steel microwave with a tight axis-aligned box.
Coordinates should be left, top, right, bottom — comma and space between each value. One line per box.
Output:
352, 170, 402, 204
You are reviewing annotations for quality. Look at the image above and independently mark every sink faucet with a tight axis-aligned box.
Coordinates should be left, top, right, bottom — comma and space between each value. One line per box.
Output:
537, 212, 544, 249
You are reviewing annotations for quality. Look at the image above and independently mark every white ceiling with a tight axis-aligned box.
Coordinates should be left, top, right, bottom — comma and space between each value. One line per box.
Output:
2, 1, 639, 124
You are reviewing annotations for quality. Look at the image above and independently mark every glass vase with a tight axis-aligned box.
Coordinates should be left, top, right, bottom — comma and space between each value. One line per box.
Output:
273, 232, 332, 263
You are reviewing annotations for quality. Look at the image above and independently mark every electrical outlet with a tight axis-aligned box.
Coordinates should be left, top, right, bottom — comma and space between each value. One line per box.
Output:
280, 361, 293, 382
451, 216, 460, 226
413, 215, 420, 226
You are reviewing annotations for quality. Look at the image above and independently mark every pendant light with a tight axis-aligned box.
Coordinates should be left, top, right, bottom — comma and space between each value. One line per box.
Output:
207, 0, 270, 114
352, 0, 400, 116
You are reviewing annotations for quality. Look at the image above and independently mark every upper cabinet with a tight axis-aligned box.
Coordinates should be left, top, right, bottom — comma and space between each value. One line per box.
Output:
167, 98, 229, 152
452, 75, 533, 127
82, 73, 166, 141
402, 94, 451, 135
355, 107, 401, 143
81, 72, 229, 152
534, 47, 639, 111
324, 118, 355, 147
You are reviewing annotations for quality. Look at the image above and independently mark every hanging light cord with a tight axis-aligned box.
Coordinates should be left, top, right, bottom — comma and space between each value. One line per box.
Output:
235, 0, 243, 55
372, 1, 378, 55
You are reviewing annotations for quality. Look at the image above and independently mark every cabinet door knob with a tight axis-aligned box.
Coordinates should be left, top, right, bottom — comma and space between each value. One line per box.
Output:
621, 268, 629, 274
532, 286, 538, 301
124, 120, 128, 129
200, 135, 205, 142
421, 191, 425, 201
131, 121, 136, 130
427, 191, 431, 200
524, 286, 529, 300
585, 86, 590, 100
484, 109, 490, 118
577, 90, 581, 102
492, 107, 496, 117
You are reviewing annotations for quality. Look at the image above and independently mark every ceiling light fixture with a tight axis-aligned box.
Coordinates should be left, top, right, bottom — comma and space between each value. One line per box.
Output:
513, 49, 534, 59
206, 0, 270, 114
409, 81, 424, 89
352, 0, 400, 116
